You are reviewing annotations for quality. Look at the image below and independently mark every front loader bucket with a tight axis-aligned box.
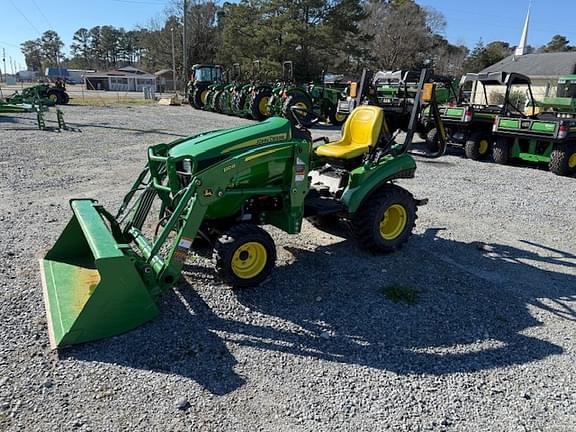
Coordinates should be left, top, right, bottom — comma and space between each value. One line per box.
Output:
40, 200, 159, 349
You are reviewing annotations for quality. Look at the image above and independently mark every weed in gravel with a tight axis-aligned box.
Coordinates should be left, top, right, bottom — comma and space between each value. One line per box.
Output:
381, 284, 421, 305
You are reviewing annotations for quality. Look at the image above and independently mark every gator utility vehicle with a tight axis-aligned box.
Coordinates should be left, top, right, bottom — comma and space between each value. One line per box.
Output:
492, 75, 576, 176
40, 70, 446, 348
425, 72, 536, 160
187, 64, 224, 109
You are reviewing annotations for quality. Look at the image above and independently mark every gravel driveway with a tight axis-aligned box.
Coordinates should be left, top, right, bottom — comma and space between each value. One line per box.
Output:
0, 105, 575, 431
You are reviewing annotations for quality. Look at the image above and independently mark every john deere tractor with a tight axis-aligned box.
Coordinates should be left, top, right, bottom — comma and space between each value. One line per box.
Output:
186, 64, 223, 109
491, 75, 576, 176
338, 69, 458, 136
7, 83, 69, 106
40, 70, 446, 348
425, 72, 536, 160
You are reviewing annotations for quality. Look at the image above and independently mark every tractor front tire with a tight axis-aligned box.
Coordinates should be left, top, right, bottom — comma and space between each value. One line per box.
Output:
465, 133, 491, 160
251, 89, 272, 121
351, 184, 417, 253
213, 91, 224, 113
59, 91, 70, 105
214, 224, 277, 288
426, 128, 440, 153
492, 137, 512, 165
282, 93, 314, 127
550, 143, 576, 176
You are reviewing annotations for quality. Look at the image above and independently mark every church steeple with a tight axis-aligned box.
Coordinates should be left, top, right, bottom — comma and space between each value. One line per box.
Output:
515, 2, 531, 56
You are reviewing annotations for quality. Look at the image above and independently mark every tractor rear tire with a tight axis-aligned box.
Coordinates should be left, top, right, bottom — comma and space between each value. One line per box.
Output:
328, 108, 347, 126
351, 184, 417, 253
191, 87, 205, 109
214, 224, 277, 288
465, 132, 491, 160
549, 143, 576, 176
251, 88, 272, 121
492, 137, 512, 165
213, 91, 224, 113
46, 89, 60, 105
283, 93, 314, 127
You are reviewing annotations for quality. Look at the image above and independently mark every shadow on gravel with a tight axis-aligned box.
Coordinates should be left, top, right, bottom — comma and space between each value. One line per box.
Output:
65, 227, 574, 395
68, 122, 188, 138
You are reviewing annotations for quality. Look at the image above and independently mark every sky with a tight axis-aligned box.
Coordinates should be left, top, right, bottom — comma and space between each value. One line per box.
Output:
0, 0, 573, 72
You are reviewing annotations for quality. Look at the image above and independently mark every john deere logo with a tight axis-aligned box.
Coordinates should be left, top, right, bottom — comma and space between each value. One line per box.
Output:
203, 189, 214, 197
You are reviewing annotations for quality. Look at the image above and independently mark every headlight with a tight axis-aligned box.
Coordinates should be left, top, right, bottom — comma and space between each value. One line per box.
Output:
182, 158, 193, 174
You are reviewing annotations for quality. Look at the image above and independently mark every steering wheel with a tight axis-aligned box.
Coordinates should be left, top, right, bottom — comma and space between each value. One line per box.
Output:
288, 105, 320, 128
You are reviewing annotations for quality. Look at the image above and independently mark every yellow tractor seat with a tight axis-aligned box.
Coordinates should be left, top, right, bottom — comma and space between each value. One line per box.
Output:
316, 106, 385, 160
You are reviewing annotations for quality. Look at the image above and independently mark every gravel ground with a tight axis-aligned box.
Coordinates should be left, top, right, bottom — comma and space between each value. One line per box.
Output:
0, 105, 575, 431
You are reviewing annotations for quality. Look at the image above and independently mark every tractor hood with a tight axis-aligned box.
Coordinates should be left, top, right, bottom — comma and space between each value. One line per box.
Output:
167, 117, 292, 162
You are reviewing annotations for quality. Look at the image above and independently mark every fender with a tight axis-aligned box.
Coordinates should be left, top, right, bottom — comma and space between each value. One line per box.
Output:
341, 154, 417, 213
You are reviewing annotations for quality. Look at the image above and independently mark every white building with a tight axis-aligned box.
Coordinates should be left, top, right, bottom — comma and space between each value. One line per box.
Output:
84, 66, 157, 92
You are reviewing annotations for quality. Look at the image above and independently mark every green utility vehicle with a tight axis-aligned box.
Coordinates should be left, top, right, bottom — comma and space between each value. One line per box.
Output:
425, 72, 536, 160
7, 83, 69, 106
187, 64, 224, 109
40, 70, 446, 348
492, 75, 576, 176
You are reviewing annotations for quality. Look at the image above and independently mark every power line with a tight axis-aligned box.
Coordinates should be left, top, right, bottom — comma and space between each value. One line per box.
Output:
31, 0, 53, 29
110, 0, 167, 5
7, 0, 43, 36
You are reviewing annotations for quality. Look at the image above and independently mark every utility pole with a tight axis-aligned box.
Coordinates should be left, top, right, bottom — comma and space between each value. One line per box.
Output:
171, 27, 177, 92
183, 0, 188, 85
1, 48, 5, 83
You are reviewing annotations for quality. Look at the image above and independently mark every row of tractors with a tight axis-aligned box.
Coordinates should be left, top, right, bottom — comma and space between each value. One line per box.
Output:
186, 61, 349, 126
186, 62, 576, 177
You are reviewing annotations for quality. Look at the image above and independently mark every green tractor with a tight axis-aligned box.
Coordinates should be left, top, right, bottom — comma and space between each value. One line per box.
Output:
215, 63, 244, 115
232, 60, 268, 119
491, 75, 576, 176
186, 64, 223, 109
7, 82, 69, 106
425, 72, 536, 160
267, 61, 349, 126
338, 69, 458, 137
40, 70, 446, 348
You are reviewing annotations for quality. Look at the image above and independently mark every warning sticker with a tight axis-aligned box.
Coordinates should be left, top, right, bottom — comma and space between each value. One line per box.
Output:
178, 238, 193, 250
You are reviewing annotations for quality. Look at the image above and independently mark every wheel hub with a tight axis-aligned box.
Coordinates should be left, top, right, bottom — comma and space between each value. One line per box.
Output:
379, 204, 407, 240
258, 97, 269, 115
231, 242, 267, 279
479, 139, 489, 154
569, 153, 576, 169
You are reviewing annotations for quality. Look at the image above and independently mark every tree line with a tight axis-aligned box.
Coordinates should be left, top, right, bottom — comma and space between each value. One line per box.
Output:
20, 0, 575, 82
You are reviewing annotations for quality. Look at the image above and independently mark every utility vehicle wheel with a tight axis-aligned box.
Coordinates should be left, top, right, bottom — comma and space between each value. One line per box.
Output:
251, 89, 272, 121
465, 133, 491, 160
351, 185, 417, 253
214, 224, 277, 287
46, 89, 59, 105
59, 91, 70, 105
329, 108, 347, 126
492, 137, 512, 165
550, 143, 576, 176
425, 128, 440, 153
283, 93, 314, 126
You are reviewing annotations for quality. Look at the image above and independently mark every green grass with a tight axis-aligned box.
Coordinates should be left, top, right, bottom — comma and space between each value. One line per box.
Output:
381, 284, 421, 305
